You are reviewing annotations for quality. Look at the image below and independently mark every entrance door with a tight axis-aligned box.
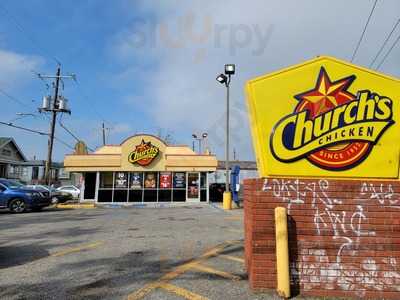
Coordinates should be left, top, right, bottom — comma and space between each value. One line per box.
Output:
84, 172, 96, 200
186, 172, 200, 202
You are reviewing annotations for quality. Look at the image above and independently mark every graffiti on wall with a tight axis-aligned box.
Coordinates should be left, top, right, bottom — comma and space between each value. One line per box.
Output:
262, 179, 400, 295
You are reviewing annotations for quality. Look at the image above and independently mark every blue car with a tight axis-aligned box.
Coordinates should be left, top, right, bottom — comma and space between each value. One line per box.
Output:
0, 179, 52, 213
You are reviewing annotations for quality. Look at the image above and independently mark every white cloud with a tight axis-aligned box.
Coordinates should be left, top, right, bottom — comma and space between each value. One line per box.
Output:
113, 0, 400, 160
111, 122, 133, 135
0, 49, 43, 89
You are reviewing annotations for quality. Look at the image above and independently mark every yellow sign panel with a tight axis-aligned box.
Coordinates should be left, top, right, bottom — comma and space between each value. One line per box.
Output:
246, 56, 400, 178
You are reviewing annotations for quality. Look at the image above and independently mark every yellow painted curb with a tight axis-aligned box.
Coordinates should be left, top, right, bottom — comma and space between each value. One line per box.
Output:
56, 203, 95, 209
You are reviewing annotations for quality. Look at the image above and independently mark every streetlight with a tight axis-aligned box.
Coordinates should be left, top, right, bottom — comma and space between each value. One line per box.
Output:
192, 133, 208, 153
216, 64, 235, 210
8, 112, 37, 123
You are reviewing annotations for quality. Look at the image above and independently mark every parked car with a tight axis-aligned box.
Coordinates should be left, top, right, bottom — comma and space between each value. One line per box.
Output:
0, 178, 52, 213
56, 185, 80, 199
26, 185, 73, 204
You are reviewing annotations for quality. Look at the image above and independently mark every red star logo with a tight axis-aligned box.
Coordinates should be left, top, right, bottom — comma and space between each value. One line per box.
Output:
294, 67, 356, 117
135, 139, 151, 151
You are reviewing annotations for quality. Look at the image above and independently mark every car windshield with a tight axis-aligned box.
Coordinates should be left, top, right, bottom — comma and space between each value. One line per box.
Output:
32, 185, 50, 191
62, 187, 74, 190
1, 180, 25, 189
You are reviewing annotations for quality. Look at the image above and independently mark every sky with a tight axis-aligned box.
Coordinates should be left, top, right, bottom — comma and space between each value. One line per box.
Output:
0, 0, 399, 162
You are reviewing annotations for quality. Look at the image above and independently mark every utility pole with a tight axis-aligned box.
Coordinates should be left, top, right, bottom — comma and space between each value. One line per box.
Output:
45, 67, 60, 186
102, 122, 106, 146
100, 122, 111, 146
38, 66, 74, 185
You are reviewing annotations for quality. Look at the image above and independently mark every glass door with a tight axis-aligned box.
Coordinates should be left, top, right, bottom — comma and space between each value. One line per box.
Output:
186, 172, 200, 202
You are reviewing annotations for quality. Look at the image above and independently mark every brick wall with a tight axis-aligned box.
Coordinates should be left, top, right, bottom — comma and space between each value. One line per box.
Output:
244, 177, 400, 299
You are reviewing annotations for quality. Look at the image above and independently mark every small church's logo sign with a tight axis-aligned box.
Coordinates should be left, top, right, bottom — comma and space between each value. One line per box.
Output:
128, 140, 159, 166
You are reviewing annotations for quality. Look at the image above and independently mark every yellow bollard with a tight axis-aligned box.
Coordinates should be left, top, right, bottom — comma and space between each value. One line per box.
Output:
274, 207, 290, 298
223, 191, 232, 210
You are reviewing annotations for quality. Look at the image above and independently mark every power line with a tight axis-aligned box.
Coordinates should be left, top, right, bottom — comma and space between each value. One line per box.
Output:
0, 87, 32, 108
53, 136, 74, 150
370, 18, 400, 68
2, 85, 94, 153
1, 3, 114, 132
0, 4, 106, 154
72, 78, 114, 127
0, 120, 74, 150
0, 121, 47, 135
59, 119, 80, 143
351, 0, 379, 62
58, 114, 95, 152
0, 3, 61, 66
376, 31, 400, 70
0, 87, 53, 130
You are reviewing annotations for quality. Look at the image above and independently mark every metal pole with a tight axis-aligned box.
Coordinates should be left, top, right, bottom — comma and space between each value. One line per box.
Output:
45, 66, 61, 185
198, 139, 202, 154
225, 79, 230, 192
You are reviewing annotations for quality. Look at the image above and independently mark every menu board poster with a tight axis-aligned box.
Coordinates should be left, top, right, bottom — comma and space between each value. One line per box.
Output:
173, 172, 186, 188
144, 172, 157, 188
159, 172, 172, 189
115, 172, 128, 188
130, 172, 143, 189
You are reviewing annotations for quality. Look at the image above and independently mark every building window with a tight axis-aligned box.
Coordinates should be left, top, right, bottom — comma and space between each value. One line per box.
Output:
98, 172, 113, 202
59, 168, 70, 179
100, 172, 113, 188
113, 172, 128, 202
158, 172, 172, 202
129, 172, 143, 202
95, 171, 208, 203
2, 149, 11, 156
8, 165, 24, 179
143, 172, 158, 202
173, 172, 186, 202
32, 167, 39, 180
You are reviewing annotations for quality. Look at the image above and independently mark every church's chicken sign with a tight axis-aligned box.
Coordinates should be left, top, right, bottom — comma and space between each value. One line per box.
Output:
246, 56, 400, 178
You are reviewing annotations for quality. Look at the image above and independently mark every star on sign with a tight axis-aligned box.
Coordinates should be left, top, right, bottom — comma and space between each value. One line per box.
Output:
295, 67, 356, 116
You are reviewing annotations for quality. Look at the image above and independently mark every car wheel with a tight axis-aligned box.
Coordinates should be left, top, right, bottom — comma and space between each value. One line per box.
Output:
9, 198, 26, 213
51, 196, 59, 204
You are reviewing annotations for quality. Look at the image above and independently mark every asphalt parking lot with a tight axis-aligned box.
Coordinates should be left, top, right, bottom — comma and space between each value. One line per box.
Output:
0, 204, 279, 300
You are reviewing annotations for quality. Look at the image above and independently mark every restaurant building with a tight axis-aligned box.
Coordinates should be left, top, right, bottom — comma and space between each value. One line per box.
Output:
63, 134, 218, 204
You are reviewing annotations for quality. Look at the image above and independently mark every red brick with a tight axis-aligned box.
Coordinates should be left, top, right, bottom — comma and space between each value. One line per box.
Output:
244, 177, 400, 299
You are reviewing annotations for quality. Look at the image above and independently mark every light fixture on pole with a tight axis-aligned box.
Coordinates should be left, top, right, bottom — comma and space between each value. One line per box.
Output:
9, 112, 37, 123
216, 74, 228, 84
216, 64, 235, 210
192, 133, 208, 154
